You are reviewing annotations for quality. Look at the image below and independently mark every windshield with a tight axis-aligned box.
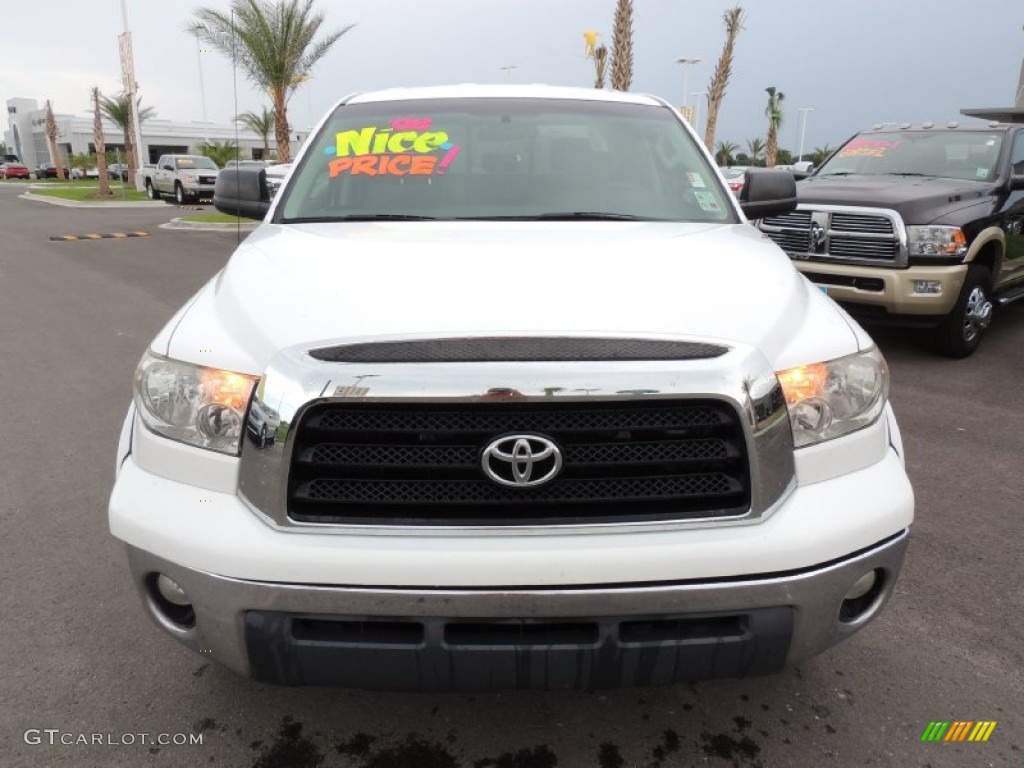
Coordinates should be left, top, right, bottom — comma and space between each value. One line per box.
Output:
817, 131, 1003, 181
176, 157, 219, 170
278, 98, 735, 223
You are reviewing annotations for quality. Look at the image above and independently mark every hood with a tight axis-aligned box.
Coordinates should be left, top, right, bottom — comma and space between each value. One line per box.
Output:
799, 174, 996, 223
164, 221, 861, 374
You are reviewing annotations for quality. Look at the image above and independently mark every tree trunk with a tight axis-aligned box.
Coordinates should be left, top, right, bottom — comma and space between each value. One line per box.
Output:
124, 128, 137, 186
92, 88, 112, 196
704, 106, 722, 155
273, 91, 291, 163
765, 126, 778, 168
44, 101, 66, 181
610, 0, 634, 91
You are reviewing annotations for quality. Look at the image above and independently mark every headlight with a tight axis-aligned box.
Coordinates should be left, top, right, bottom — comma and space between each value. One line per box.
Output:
181, 173, 197, 184
776, 347, 888, 448
906, 225, 966, 258
133, 351, 258, 455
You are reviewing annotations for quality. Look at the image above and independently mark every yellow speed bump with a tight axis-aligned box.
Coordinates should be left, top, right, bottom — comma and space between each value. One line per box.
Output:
50, 231, 149, 241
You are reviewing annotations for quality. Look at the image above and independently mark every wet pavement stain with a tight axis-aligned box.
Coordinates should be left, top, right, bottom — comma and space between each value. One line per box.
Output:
194, 717, 218, 734
361, 736, 458, 768
650, 729, 681, 767
474, 745, 558, 768
598, 743, 624, 768
700, 730, 762, 768
252, 717, 325, 768
336, 733, 376, 758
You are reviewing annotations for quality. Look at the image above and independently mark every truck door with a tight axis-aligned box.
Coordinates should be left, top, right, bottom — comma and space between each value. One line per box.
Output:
1003, 130, 1024, 283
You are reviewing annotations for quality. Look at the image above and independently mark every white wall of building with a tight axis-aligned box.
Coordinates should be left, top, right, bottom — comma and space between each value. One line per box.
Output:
5, 96, 297, 169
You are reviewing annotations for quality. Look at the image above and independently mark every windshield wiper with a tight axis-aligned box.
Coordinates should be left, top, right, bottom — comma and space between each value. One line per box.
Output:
882, 172, 932, 177
817, 172, 857, 177
460, 212, 652, 221
282, 214, 440, 223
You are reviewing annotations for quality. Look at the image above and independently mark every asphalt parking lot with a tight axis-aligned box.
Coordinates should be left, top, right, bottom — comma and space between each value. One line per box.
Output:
0, 184, 1021, 768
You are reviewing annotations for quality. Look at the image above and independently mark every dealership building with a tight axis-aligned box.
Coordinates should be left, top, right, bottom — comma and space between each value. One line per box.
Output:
4, 97, 305, 168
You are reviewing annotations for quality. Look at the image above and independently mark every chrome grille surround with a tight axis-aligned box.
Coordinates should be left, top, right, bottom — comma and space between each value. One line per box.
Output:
237, 334, 795, 535
760, 204, 908, 267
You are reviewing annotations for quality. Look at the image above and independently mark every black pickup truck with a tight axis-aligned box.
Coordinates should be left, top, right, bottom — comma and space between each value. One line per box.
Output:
758, 109, 1024, 357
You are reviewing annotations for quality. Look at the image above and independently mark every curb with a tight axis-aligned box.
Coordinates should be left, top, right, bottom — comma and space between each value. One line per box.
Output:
160, 218, 260, 232
20, 191, 165, 208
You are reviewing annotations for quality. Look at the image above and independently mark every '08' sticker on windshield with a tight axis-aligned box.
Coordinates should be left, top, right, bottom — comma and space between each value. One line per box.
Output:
325, 118, 461, 177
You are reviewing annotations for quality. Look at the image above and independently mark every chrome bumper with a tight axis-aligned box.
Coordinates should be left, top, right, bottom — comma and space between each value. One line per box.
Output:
126, 531, 908, 690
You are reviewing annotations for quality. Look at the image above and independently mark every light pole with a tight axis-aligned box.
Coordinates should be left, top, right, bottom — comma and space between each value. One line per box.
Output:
675, 56, 702, 118
500, 65, 518, 81
690, 91, 707, 136
797, 107, 814, 163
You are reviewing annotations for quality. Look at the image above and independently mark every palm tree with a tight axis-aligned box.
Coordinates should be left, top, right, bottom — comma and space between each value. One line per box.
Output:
764, 87, 785, 167
704, 6, 745, 152
189, 0, 354, 163
236, 106, 276, 158
100, 92, 156, 184
811, 144, 834, 166
44, 101, 67, 181
745, 137, 765, 166
610, 0, 634, 91
198, 140, 240, 168
590, 44, 609, 89
91, 88, 112, 196
715, 140, 740, 167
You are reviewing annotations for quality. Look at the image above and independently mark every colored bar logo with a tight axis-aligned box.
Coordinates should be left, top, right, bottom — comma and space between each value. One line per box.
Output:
921, 721, 997, 742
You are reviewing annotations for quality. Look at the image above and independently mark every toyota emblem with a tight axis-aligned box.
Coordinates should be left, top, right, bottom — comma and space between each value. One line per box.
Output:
481, 434, 563, 487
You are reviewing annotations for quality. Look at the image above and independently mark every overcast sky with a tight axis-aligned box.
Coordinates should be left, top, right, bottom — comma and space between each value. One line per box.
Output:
3, 0, 1022, 153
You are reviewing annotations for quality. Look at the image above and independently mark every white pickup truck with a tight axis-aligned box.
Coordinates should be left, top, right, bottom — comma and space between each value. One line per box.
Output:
109, 85, 914, 691
143, 154, 220, 204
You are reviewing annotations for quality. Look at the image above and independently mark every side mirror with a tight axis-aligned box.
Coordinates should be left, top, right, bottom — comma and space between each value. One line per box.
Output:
214, 167, 271, 220
162, 165, 173, 171
739, 169, 797, 219
1010, 174, 1024, 191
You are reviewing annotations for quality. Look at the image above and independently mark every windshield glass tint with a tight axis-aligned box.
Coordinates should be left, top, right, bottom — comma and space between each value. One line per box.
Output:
818, 131, 1003, 181
279, 98, 734, 222
177, 157, 218, 170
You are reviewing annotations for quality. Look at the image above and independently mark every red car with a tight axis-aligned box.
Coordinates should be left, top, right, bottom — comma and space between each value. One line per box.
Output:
0, 161, 31, 180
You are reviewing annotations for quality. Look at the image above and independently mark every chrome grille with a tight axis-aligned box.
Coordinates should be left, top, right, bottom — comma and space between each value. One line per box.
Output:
759, 206, 904, 266
830, 213, 894, 234
763, 230, 811, 255
828, 236, 900, 260
288, 400, 751, 526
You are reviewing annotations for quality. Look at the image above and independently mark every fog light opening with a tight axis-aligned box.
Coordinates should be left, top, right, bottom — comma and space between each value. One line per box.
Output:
913, 280, 942, 295
839, 569, 885, 624
146, 573, 196, 630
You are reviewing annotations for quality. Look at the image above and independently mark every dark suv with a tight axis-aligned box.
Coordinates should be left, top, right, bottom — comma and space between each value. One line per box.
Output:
759, 111, 1024, 357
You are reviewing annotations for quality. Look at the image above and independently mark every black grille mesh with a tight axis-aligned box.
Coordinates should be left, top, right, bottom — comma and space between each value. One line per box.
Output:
289, 400, 750, 526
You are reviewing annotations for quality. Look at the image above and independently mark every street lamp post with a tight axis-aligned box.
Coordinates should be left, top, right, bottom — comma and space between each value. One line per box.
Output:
797, 107, 815, 163
690, 91, 708, 136
675, 56, 702, 118
500, 65, 518, 81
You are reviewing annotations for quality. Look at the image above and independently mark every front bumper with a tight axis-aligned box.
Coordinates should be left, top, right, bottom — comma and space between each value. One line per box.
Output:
183, 183, 216, 197
127, 532, 907, 690
797, 262, 967, 318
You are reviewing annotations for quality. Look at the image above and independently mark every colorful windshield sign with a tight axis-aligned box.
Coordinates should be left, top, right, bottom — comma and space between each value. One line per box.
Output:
326, 118, 461, 177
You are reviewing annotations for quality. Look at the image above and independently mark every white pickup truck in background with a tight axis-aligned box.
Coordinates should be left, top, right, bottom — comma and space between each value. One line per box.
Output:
143, 154, 220, 204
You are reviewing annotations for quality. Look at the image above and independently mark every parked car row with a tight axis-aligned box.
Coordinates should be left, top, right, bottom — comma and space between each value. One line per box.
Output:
0, 160, 31, 179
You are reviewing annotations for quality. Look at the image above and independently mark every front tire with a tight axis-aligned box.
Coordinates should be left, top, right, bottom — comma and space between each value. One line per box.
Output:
932, 265, 993, 358
174, 183, 187, 205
